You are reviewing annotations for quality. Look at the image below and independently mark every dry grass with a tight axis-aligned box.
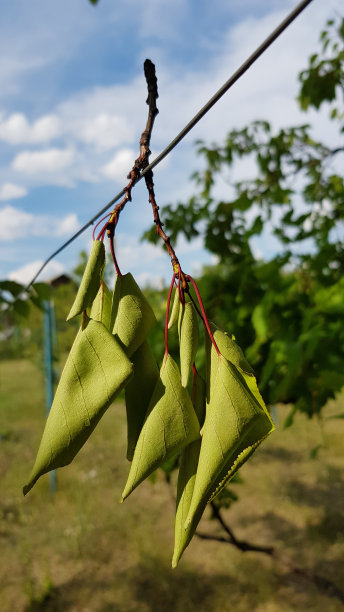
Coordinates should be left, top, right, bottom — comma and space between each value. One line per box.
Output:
1, 359, 343, 612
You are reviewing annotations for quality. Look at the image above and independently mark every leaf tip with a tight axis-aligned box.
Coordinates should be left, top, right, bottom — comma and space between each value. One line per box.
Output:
121, 486, 130, 502
23, 482, 32, 496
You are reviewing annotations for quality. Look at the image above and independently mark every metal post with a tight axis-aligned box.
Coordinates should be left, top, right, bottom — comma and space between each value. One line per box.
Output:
43, 299, 57, 493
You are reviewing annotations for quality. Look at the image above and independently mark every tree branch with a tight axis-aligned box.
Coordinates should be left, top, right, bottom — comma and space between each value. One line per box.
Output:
102, 60, 161, 242
209, 502, 275, 555
140, 61, 181, 273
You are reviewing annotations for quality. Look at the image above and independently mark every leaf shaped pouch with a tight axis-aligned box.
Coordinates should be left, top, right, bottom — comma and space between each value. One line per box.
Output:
172, 370, 206, 568
178, 301, 199, 387
111, 273, 157, 357
121, 354, 200, 501
212, 327, 254, 375
168, 287, 180, 329
23, 317, 133, 495
67, 240, 105, 320
88, 281, 112, 330
185, 354, 274, 529
125, 340, 159, 461
212, 328, 271, 419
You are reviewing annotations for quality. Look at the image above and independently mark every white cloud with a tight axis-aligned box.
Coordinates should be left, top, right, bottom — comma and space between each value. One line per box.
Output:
0, 113, 61, 144
115, 232, 163, 270
8, 259, 65, 285
135, 271, 164, 290
55, 213, 79, 236
0, 205, 33, 240
12, 147, 75, 175
0, 182, 27, 201
78, 113, 133, 151
0, 205, 80, 241
100, 148, 136, 182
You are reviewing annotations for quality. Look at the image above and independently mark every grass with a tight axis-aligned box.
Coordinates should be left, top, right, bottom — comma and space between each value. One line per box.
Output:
1, 358, 344, 612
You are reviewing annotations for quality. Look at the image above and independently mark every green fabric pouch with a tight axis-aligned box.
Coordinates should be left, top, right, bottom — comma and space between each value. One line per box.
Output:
67, 240, 105, 320
185, 353, 274, 530
125, 340, 159, 461
178, 301, 199, 388
172, 370, 206, 567
23, 317, 133, 495
87, 280, 112, 330
121, 354, 200, 501
111, 273, 157, 357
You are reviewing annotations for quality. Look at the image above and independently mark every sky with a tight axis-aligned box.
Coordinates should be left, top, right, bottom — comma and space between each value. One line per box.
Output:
0, 0, 342, 289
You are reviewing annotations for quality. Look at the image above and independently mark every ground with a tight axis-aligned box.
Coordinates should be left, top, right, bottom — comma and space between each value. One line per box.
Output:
1, 359, 343, 612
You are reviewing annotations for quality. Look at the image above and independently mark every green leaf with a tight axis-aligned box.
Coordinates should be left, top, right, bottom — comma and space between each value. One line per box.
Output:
172, 370, 206, 568
212, 487, 239, 509
67, 240, 105, 320
212, 327, 254, 374
121, 354, 200, 501
168, 287, 180, 329
111, 273, 157, 357
0, 280, 25, 298
185, 354, 274, 532
23, 317, 133, 495
178, 301, 199, 387
87, 281, 112, 330
12, 299, 30, 318
32, 283, 52, 301
251, 303, 269, 342
125, 340, 159, 461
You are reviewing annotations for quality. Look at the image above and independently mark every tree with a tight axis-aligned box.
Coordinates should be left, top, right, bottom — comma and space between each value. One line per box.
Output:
143, 17, 344, 426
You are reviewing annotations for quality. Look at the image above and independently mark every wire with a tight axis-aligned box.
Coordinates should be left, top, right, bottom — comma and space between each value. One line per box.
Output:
25, 0, 314, 290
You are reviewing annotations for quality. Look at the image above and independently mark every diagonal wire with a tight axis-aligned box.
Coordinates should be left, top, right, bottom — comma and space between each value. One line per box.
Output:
26, 0, 314, 290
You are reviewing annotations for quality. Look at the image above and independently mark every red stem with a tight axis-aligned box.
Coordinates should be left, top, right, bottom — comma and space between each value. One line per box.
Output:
165, 272, 176, 359
187, 275, 220, 356
109, 231, 121, 276
93, 213, 111, 240
97, 225, 107, 241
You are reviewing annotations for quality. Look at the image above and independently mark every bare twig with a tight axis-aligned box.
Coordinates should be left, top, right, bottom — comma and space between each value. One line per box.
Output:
103, 59, 161, 242
209, 502, 275, 555
140, 61, 181, 274
144, 169, 181, 272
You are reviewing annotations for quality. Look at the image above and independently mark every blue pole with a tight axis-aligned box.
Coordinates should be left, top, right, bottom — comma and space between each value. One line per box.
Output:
43, 299, 57, 493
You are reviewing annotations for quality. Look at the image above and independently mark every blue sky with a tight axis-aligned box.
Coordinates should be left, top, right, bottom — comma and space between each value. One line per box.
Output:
0, 0, 342, 288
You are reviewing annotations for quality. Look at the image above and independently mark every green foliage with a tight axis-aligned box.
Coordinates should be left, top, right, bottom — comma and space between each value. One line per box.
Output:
298, 18, 344, 120
143, 16, 344, 421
